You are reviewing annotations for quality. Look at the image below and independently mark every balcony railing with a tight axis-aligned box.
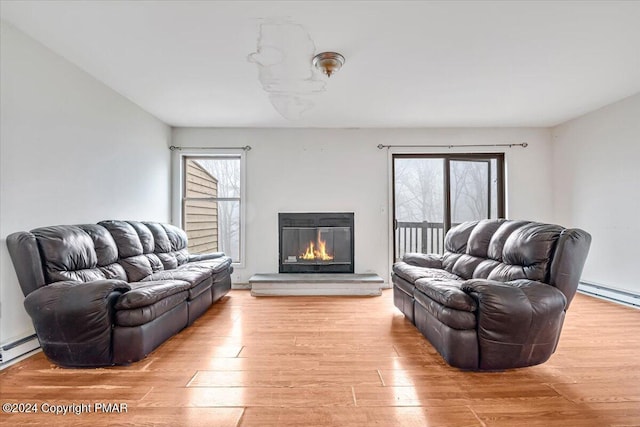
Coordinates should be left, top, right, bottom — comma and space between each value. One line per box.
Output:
395, 221, 446, 260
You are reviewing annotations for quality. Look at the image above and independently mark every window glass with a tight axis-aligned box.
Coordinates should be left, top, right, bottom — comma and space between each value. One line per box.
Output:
393, 154, 504, 260
183, 156, 242, 262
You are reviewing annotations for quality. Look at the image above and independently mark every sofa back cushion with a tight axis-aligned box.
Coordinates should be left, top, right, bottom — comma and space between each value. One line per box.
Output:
498, 222, 564, 281
31, 225, 126, 283
443, 219, 563, 284
142, 222, 190, 269
99, 220, 172, 282
98, 221, 190, 282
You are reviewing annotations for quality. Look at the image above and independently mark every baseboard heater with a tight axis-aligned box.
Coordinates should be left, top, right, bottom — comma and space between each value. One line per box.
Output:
578, 281, 640, 308
0, 334, 40, 367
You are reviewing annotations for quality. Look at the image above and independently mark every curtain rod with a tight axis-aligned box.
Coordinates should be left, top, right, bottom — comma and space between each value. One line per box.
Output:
377, 142, 528, 149
169, 145, 252, 151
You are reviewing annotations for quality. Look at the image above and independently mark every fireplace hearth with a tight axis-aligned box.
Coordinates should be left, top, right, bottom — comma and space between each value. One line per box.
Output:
279, 212, 354, 273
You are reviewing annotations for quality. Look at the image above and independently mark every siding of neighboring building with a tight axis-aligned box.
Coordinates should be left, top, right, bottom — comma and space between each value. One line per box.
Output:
184, 159, 218, 254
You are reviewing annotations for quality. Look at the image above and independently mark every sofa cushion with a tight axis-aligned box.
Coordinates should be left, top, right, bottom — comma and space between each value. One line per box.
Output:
115, 280, 191, 309
487, 220, 530, 261
444, 221, 478, 253
162, 223, 188, 252
155, 252, 178, 270
26, 224, 128, 284
486, 263, 529, 282
442, 252, 462, 273
472, 259, 502, 279
144, 253, 164, 272
115, 291, 188, 327
142, 269, 209, 285
466, 219, 505, 258
393, 262, 461, 284
178, 256, 233, 274
42, 225, 125, 283
126, 221, 155, 254
119, 254, 154, 282
143, 222, 190, 268
392, 273, 416, 296
451, 254, 485, 280
402, 253, 443, 269
50, 268, 113, 283
141, 269, 212, 299
99, 220, 144, 258
414, 290, 476, 330
98, 220, 159, 282
32, 225, 99, 282
73, 226, 128, 281
143, 222, 172, 253
499, 223, 563, 282
96, 264, 126, 280
77, 224, 119, 266
414, 278, 477, 312
187, 279, 213, 300
189, 253, 226, 262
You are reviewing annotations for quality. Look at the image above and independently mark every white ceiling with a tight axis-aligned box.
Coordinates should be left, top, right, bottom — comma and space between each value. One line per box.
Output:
2, 1, 639, 128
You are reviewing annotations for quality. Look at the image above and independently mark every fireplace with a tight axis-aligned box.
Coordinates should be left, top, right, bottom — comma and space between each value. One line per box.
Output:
279, 212, 354, 273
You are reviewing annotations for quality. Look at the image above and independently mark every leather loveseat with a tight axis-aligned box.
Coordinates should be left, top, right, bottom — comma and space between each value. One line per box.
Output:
7, 220, 233, 368
392, 219, 591, 370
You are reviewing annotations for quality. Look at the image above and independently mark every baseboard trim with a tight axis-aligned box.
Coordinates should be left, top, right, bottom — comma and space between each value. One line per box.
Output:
578, 281, 639, 309
0, 334, 40, 369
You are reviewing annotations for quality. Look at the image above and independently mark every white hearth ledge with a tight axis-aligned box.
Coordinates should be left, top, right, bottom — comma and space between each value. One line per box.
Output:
249, 273, 384, 296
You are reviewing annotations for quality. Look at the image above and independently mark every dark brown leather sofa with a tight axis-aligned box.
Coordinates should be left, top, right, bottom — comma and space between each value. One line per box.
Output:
7, 220, 233, 368
392, 219, 591, 370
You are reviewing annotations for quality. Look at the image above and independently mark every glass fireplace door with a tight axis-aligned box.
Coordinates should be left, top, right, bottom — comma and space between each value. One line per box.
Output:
281, 226, 352, 266
278, 212, 355, 273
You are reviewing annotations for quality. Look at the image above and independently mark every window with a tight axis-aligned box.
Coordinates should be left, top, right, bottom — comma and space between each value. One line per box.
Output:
180, 154, 244, 263
392, 153, 504, 260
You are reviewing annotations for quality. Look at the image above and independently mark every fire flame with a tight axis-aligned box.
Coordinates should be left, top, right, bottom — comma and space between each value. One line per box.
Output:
300, 237, 334, 261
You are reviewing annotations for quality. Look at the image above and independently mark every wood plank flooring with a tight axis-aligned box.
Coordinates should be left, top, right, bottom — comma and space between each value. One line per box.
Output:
1, 290, 639, 426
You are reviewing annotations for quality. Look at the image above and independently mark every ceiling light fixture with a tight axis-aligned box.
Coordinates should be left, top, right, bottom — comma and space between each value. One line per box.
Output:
312, 52, 345, 77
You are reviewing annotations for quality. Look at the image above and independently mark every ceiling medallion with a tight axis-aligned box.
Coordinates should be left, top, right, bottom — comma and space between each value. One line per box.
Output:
312, 52, 345, 77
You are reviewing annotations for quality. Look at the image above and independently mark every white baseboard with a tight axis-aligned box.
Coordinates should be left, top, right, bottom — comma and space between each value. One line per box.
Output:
0, 334, 40, 369
578, 281, 639, 309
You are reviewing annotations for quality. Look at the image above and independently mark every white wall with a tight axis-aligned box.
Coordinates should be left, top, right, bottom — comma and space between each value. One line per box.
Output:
172, 127, 553, 285
0, 22, 171, 345
551, 93, 640, 294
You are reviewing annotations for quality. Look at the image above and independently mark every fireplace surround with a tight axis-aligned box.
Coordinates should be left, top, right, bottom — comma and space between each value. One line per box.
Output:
278, 212, 354, 273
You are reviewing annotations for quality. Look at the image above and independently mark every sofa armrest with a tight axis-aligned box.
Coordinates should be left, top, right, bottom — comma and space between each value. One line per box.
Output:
7, 231, 47, 297
402, 252, 443, 269
23, 279, 131, 367
461, 279, 567, 370
188, 252, 226, 262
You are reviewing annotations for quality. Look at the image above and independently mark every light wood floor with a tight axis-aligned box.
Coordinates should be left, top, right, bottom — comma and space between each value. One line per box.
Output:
1, 290, 639, 426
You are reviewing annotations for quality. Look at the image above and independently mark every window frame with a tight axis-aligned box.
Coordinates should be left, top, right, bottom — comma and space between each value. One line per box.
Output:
172, 149, 246, 267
